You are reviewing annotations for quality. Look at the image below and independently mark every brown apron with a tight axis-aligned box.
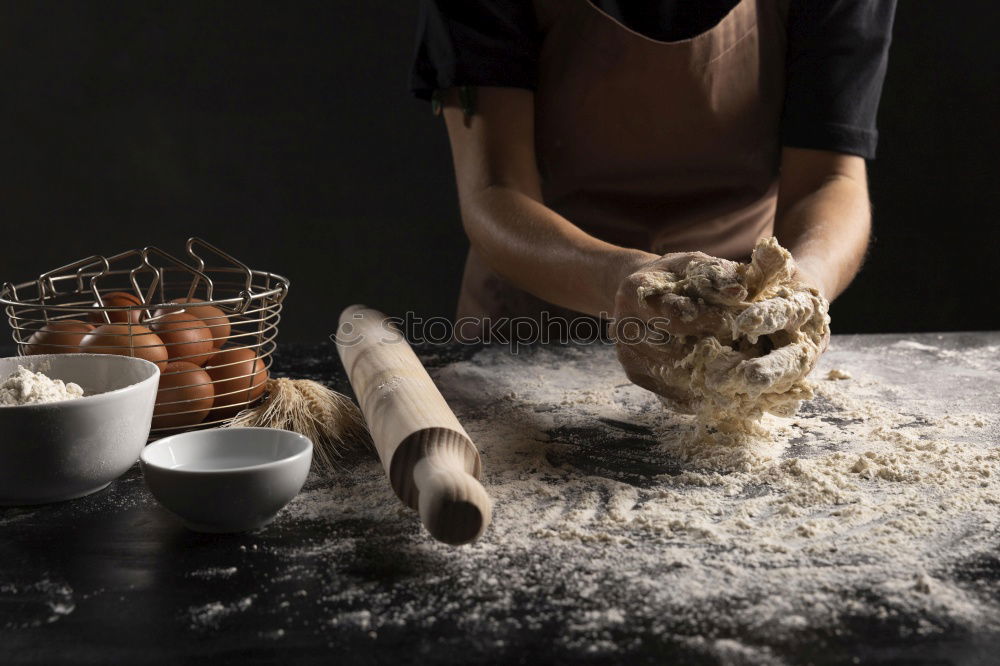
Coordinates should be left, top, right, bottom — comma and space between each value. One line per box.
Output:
456, 0, 787, 326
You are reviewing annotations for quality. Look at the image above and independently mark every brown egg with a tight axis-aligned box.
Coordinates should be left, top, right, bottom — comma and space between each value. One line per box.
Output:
155, 298, 231, 348
90, 291, 144, 324
151, 312, 215, 365
79, 323, 168, 370
152, 362, 215, 429
205, 347, 268, 419
25, 320, 95, 354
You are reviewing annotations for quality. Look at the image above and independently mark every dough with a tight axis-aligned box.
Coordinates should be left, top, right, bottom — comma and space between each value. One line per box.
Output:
632, 237, 830, 442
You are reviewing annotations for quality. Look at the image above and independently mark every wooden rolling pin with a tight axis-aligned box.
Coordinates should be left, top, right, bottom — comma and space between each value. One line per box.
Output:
335, 305, 492, 545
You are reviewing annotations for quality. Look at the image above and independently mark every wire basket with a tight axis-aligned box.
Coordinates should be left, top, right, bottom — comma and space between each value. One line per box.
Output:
1, 238, 289, 438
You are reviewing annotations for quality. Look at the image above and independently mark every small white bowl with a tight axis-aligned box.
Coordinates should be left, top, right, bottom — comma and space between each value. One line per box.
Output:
140, 427, 312, 533
0, 353, 160, 505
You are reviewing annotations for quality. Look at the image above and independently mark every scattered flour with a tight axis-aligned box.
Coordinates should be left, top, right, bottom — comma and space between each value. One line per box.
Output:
0, 579, 75, 629
187, 595, 255, 630
267, 335, 1000, 662
25, 335, 987, 663
0, 365, 83, 406
188, 567, 238, 580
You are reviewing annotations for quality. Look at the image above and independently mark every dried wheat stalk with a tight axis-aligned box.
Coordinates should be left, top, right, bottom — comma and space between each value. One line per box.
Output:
226, 378, 370, 473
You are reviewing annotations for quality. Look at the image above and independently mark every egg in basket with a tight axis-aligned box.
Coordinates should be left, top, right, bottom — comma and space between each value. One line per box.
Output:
1, 238, 286, 436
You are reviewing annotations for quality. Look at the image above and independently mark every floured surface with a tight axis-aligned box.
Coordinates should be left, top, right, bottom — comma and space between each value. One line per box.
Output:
2, 336, 999, 665
423, 334, 1000, 662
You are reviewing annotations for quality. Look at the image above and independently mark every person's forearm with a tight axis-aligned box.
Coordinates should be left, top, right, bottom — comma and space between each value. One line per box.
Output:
774, 171, 872, 301
442, 87, 653, 318
459, 185, 652, 317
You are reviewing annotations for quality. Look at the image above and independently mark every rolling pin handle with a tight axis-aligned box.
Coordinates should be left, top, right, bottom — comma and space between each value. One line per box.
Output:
413, 454, 492, 546
338, 304, 493, 545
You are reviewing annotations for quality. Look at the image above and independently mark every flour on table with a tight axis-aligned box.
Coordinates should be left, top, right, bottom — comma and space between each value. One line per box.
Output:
187, 567, 238, 580
0, 579, 75, 629
0, 365, 84, 406
187, 595, 255, 630
64, 336, 995, 663
264, 337, 1000, 662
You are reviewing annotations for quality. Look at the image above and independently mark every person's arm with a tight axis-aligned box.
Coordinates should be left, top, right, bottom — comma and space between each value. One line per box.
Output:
773, 147, 872, 300
441, 87, 654, 317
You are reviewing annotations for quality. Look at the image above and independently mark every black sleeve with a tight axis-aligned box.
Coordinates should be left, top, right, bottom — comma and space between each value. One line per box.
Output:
410, 0, 540, 101
781, 0, 897, 159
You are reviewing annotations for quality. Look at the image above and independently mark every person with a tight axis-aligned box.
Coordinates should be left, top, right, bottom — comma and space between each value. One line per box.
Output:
410, 0, 895, 384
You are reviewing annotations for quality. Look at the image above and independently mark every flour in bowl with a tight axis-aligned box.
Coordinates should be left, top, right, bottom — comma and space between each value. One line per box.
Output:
0, 366, 84, 406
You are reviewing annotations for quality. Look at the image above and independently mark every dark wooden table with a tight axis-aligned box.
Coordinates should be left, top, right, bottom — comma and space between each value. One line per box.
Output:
2, 338, 999, 665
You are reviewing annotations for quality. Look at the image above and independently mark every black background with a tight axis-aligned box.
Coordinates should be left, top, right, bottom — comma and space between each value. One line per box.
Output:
2, 1, 997, 344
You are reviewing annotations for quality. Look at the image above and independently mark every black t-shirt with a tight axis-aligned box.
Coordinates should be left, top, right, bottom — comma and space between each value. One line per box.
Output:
411, 0, 896, 159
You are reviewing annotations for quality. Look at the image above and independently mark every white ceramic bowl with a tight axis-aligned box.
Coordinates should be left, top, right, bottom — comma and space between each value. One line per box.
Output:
0, 353, 160, 505
140, 427, 312, 533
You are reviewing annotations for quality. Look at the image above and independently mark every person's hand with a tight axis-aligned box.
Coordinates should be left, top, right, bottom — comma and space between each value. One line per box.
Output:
610, 249, 831, 411
610, 252, 742, 412
789, 264, 831, 353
